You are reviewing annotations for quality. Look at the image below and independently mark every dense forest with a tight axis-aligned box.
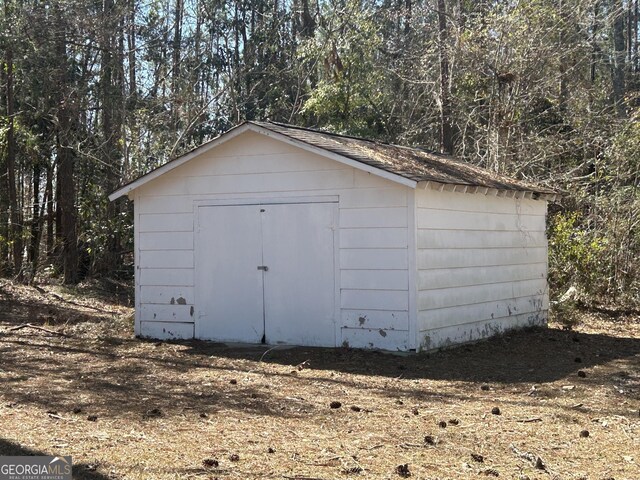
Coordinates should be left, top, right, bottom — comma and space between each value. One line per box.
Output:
0, 0, 639, 306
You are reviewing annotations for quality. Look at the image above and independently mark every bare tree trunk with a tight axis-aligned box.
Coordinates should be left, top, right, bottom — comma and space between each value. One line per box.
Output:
404, 0, 412, 35
170, 0, 183, 133
300, 0, 315, 38
4, 1, 22, 276
628, 0, 634, 66
57, 139, 77, 284
100, 0, 126, 276
172, 0, 183, 98
194, 1, 202, 100
28, 161, 41, 280
591, 1, 600, 84
437, 0, 453, 154
0, 55, 7, 275
611, 0, 626, 118
55, 9, 78, 284
127, 0, 137, 99
633, 0, 640, 72
45, 162, 53, 256
559, 0, 569, 112
0, 167, 7, 274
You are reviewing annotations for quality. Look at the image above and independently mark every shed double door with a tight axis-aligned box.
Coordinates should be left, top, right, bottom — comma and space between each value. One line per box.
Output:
196, 202, 337, 347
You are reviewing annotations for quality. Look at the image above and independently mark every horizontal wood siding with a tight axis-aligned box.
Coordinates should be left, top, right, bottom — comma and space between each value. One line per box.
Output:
340, 228, 408, 249
140, 321, 194, 340
417, 247, 547, 269
340, 249, 408, 270
140, 286, 194, 305
419, 311, 546, 351
135, 132, 410, 348
341, 309, 409, 330
139, 232, 193, 250
139, 268, 194, 286
417, 230, 547, 249
139, 250, 193, 269
416, 188, 548, 350
417, 295, 549, 330
140, 304, 194, 322
341, 289, 409, 311
418, 264, 546, 290
417, 278, 547, 311
341, 270, 408, 291
340, 327, 409, 350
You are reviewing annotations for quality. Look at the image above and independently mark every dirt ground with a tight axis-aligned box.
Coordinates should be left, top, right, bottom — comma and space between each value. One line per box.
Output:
0, 280, 638, 480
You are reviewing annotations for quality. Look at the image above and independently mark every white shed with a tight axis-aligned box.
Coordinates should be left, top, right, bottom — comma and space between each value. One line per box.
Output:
109, 121, 557, 351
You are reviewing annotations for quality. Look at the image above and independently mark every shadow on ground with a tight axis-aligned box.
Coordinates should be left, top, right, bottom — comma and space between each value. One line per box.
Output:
0, 285, 119, 329
175, 325, 640, 384
0, 438, 112, 480
0, 325, 638, 422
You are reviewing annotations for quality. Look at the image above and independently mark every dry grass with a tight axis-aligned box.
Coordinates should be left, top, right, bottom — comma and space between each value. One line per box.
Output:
0, 280, 639, 480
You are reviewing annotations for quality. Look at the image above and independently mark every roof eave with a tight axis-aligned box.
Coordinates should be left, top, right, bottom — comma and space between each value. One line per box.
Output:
417, 180, 560, 202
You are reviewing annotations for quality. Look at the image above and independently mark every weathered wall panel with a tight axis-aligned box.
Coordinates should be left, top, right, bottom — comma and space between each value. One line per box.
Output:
138, 268, 194, 286
419, 311, 545, 351
417, 247, 547, 270
341, 269, 408, 291
139, 250, 194, 269
340, 248, 408, 270
140, 321, 194, 340
415, 188, 548, 351
418, 294, 549, 330
341, 310, 409, 330
340, 327, 410, 350
340, 228, 408, 249
418, 264, 546, 290
139, 304, 194, 322
139, 232, 193, 250
417, 278, 548, 311
417, 230, 547, 249
139, 286, 194, 305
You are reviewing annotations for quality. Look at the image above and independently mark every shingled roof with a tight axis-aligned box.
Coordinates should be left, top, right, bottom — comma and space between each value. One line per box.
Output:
254, 121, 555, 195
109, 120, 557, 200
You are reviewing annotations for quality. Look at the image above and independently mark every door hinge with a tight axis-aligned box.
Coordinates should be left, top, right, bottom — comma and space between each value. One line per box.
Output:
257, 265, 269, 271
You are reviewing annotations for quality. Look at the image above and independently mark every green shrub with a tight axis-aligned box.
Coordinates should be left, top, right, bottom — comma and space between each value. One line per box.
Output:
548, 212, 606, 299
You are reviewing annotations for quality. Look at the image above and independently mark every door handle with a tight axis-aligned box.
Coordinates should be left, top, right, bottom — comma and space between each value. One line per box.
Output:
257, 265, 269, 271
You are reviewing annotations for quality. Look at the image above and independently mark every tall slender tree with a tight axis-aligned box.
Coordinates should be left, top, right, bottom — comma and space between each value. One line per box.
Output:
437, 0, 453, 154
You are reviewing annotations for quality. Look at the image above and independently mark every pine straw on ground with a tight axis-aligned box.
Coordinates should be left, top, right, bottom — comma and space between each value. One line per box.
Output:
0, 281, 638, 480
